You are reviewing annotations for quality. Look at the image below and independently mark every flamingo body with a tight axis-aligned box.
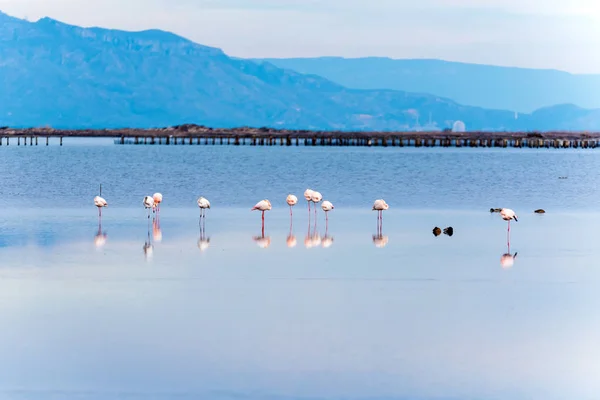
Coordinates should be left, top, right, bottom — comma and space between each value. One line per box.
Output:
372, 199, 389, 211
286, 194, 298, 207
500, 208, 518, 221
311, 191, 323, 204
321, 200, 334, 212
143, 196, 155, 209
303, 189, 314, 202
252, 199, 272, 212
94, 196, 108, 208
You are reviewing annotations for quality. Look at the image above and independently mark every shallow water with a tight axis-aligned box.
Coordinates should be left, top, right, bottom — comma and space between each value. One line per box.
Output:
0, 141, 599, 399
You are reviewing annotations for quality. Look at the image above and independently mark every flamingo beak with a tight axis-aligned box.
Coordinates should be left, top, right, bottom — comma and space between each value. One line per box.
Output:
514, 216, 518, 222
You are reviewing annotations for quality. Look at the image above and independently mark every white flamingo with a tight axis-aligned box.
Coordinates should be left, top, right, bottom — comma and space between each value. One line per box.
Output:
152, 193, 163, 214
500, 208, 518, 246
94, 195, 107, 218
197, 196, 211, 218
286, 194, 298, 217
311, 191, 322, 218
252, 199, 272, 235
373, 199, 389, 234
143, 196, 155, 219
321, 200, 334, 223
304, 189, 314, 213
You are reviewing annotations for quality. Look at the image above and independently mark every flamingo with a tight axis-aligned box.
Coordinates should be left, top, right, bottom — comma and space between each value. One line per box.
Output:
500, 208, 518, 246
286, 194, 298, 217
373, 199, 389, 234
321, 200, 334, 224
197, 196, 211, 218
94, 195, 108, 218
311, 191, 322, 218
143, 196, 155, 219
304, 189, 314, 213
252, 199, 272, 235
152, 193, 163, 214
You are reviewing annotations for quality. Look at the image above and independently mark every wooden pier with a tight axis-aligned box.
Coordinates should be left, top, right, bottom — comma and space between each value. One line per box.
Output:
1, 125, 600, 149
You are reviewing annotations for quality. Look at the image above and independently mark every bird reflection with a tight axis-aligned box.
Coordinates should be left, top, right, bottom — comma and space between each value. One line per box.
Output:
152, 215, 162, 242
373, 215, 388, 248
286, 216, 297, 248
304, 211, 322, 248
253, 234, 271, 249
321, 223, 334, 248
94, 216, 107, 248
197, 217, 210, 252
372, 234, 389, 248
500, 242, 517, 269
143, 219, 153, 260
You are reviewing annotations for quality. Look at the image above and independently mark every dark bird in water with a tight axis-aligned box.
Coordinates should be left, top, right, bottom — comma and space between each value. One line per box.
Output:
443, 227, 454, 237
433, 227, 442, 237
534, 209, 546, 214
490, 208, 502, 213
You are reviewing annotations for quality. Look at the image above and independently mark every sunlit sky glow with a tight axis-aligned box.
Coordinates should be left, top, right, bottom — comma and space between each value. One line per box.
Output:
1, 0, 600, 73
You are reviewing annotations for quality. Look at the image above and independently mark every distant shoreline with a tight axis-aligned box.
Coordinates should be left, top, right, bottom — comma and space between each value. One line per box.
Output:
2, 125, 600, 140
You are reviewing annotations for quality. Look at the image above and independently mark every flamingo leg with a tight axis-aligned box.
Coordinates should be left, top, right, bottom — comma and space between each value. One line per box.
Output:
290, 205, 293, 217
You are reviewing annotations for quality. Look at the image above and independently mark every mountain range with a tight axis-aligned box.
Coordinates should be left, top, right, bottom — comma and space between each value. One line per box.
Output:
256, 57, 600, 114
1, 10, 599, 131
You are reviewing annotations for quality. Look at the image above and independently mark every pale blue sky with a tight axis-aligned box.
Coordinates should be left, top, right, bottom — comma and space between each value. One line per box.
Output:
1, 0, 599, 73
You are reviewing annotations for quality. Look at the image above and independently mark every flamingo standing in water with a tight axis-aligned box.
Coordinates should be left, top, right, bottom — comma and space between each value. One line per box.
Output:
143, 196, 155, 219
321, 200, 334, 224
252, 199, 272, 235
286, 194, 298, 217
197, 196, 211, 218
94, 195, 108, 218
499, 208, 518, 246
372, 199, 389, 234
311, 191, 322, 219
152, 193, 163, 214
304, 189, 314, 213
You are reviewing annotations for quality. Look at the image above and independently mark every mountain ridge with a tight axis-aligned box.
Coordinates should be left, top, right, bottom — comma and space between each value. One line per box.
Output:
256, 56, 600, 113
1, 10, 600, 131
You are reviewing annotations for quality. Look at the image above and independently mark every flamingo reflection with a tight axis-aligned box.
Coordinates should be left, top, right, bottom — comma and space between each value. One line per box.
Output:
304, 210, 322, 248
501, 242, 518, 269
253, 233, 271, 249
321, 223, 334, 249
372, 234, 389, 248
152, 214, 162, 242
286, 216, 297, 248
197, 217, 210, 252
143, 218, 153, 260
373, 212, 389, 248
94, 215, 107, 248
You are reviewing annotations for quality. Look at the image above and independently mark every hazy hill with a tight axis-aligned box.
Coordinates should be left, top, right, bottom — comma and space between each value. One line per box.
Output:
257, 57, 600, 113
1, 11, 599, 131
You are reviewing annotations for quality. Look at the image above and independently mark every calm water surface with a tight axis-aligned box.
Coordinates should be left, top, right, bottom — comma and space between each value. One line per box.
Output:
0, 140, 599, 400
